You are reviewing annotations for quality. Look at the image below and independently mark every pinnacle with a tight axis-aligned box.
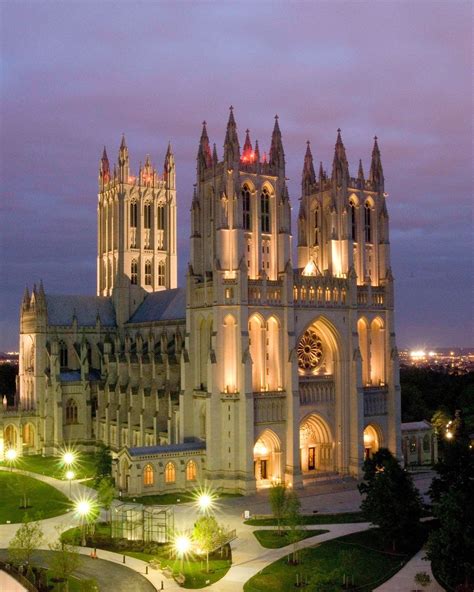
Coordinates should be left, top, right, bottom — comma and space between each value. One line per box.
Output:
120, 134, 127, 150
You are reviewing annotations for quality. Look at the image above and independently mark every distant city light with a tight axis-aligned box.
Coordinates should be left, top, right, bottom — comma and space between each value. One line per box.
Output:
410, 350, 426, 359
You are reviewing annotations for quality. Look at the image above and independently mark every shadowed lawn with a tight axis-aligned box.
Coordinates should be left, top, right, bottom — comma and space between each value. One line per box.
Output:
244, 528, 424, 592
245, 511, 365, 526
253, 529, 329, 548
0, 472, 71, 523
0, 453, 97, 481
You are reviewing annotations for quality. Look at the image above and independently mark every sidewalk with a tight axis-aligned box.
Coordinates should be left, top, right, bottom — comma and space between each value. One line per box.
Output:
375, 549, 444, 591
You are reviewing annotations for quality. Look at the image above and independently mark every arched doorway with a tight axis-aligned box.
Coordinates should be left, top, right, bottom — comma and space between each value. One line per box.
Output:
4, 425, 18, 448
119, 458, 130, 492
299, 414, 333, 473
253, 429, 281, 487
363, 424, 382, 459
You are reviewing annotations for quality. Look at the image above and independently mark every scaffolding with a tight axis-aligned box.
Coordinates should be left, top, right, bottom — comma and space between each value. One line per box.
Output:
111, 503, 174, 543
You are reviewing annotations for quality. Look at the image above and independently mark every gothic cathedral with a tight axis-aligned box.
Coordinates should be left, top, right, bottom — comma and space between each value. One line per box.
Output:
1, 109, 401, 495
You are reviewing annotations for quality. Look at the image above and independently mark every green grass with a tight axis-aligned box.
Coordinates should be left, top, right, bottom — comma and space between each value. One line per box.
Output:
0, 472, 72, 523
253, 529, 329, 548
0, 453, 97, 481
123, 491, 243, 506
244, 511, 365, 526
244, 527, 427, 592
61, 522, 232, 589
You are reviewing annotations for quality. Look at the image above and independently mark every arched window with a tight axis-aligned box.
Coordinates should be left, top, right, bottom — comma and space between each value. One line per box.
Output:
223, 315, 237, 393
242, 185, 251, 230
143, 464, 154, 486
261, 188, 270, 233
144, 203, 152, 229
314, 207, 319, 246
145, 260, 152, 285
350, 200, 357, 241
59, 341, 68, 369
65, 398, 78, 425
364, 202, 372, 243
131, 259, 138, 285
165, 462, 176, 483
130, 202, 138, 228
157, 205, 165, 230
158, 261, 165, 286
23, 423, 35, 446
186, 460, 197, 481
86, 342, 92, 367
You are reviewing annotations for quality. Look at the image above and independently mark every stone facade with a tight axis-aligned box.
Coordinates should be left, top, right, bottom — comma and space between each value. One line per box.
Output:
0, 109, 401, 495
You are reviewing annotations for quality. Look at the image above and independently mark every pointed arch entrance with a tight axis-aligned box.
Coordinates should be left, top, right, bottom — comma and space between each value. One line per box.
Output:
363, 424, 383, 459
299, 414, 333, 473
253, 429, 281, 487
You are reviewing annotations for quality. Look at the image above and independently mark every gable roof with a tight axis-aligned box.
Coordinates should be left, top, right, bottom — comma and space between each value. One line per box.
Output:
401, 420, 432, 431
45, 294, 116, 327
127, 288, 186, 324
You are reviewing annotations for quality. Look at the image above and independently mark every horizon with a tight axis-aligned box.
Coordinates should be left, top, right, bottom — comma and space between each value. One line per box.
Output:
1, 2, 472, 349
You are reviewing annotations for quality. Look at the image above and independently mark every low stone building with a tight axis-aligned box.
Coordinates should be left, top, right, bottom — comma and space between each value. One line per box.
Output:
401, 420, 438, 466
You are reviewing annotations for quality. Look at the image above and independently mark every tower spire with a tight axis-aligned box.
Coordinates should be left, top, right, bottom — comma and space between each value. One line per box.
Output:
358, 158, 365, 187
331, 128, 349, 184
99, 146, 110, 185
369, 135, 384, 191
118, 134, 130, 182
224, 106, 240, 165
241, 128, 254, 163
302, 140, 316, 195
269, 114, 285, 174
198, 121, 212, 172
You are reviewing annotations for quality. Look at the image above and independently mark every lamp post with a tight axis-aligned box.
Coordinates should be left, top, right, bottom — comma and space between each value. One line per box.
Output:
66, 470, 75, 496
75, 500, 91, 546
174, 535, 191, 572
5, 448, 17, 472
63, 451, 76, 468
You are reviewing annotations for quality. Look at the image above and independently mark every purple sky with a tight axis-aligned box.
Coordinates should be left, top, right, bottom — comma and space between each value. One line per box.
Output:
1, 2, 472, 350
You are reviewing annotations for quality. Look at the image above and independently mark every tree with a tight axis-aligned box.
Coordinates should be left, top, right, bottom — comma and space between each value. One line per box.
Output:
96, 477, 115, 530
94, 444, 112, 483
8, 515, 44, 567
49, 535, 81, 592
285, 489, 303, 564
7, 474, 34, 510
358, 448, 422, 551
427, 411, 474, 590
269, 483, 287, 535
192, 515, 226, 573
340, 549, 358, 588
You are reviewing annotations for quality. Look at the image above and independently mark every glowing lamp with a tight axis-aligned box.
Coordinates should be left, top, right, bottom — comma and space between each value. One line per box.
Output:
76, 500, 91, 517
446, 431, 453, 440
174, 535, 191, 556
197, 494, 213, 512
302, 259, 317, 277
253, 441, 268, 456
63, 451, 75, 466
363, 433, 373, 445
5, 449, 17, 462
66, 470, 75, 481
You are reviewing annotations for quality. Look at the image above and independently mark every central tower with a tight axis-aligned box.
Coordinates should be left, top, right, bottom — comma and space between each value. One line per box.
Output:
181, 108, 299, 492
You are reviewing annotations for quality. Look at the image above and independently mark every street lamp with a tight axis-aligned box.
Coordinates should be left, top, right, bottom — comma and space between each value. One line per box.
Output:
75, 499, 92, 546
174, 534, 191, 572
5, 448, 17, 472
65, 470, 75, 496
197, 493, 213, 514
63, 451, 76, 467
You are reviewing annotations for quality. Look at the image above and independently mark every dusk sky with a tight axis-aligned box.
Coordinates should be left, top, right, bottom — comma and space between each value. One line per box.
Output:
0, 1, 472, 350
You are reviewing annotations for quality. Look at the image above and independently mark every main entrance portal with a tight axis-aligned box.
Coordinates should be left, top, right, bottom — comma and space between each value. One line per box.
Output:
253, 429, 281, 487
299, 414, 333, 473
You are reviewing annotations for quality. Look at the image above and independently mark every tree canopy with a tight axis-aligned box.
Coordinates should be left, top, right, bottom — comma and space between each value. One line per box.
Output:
358, 448, 422, 551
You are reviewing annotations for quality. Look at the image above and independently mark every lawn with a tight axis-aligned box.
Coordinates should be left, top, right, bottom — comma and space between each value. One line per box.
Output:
244, 511, 365, 526
0, 453, 97, 481
61, 523, 232, 589
253, 529, 329, 548
0, 472, 71, 523
244, 528, 424, 592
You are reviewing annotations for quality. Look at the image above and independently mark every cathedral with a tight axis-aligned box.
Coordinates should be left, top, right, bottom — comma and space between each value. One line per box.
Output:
0, 109, 401, 495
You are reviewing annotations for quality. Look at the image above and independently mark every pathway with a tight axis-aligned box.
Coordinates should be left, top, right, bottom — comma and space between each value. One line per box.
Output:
374, 549, 444, 591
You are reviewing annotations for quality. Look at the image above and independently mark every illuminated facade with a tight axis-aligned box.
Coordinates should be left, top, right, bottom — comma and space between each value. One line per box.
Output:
1, 109, 401, 494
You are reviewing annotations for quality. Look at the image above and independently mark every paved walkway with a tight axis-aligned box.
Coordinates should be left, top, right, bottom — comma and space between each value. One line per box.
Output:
0, 549, 155, 592
375, 549, 444, 591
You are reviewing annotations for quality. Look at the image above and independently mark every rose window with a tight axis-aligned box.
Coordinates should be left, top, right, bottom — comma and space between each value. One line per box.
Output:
298, 329, 324, 371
